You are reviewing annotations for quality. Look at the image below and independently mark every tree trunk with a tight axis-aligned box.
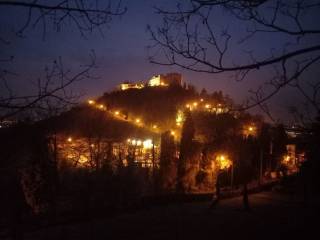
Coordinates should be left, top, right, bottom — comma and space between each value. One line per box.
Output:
243, 183, 250, 211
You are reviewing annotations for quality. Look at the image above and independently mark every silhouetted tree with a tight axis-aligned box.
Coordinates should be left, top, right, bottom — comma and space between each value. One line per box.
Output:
177, 110, 195, 192
301, 116, 320, 203
159, 131, 177, 192
235, 136, 257, 211
149, 0, 320, 118
271, 124, 288, 170
0, 0, 126, 120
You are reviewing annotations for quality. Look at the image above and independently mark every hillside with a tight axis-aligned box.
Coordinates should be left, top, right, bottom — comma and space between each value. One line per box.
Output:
97, 85, 235, 131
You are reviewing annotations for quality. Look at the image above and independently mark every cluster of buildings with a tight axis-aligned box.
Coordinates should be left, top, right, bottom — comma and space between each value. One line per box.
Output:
58, 135, 160, 169
119, 73, 182, 91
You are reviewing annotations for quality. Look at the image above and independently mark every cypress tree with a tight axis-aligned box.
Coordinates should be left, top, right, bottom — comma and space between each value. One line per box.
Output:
176, 111, 195, 193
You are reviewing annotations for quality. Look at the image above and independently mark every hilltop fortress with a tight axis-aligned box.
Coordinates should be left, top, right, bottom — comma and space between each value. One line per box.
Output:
119, 73, 182, 90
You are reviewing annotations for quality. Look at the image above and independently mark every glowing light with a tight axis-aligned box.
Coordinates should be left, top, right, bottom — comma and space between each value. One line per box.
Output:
120, 83, 144, 90
152, 125, 157, 129
115, 111, 120, 115
186, 104, 190, 108
176, 110, 184, 125
149, 75, 162, 87
90, 144, 95, 148
200, 98, 204, 102
88, 100, 95, 105
193, 102, 198, 107
143, 139, 153, 149
205, 104, 211, 109
67, 137, 72, 142
135, 118, 141, 123
216, 154, 232, 170
78, 155, 88, 164
137, 140, 142, 146
127, 138, 131, 142
99, 104, 105, 109
171, 131, 175, 136
283, 155, 291, 163
131, 139, 136, 145
176, 122, 181, 126
243, 125, 257, 137
160, 82, 168, 86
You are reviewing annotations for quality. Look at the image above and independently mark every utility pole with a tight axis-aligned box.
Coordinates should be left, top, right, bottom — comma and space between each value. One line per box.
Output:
152, 136, 156, 193
259, 147, 263, 186
230, 163, 234, 191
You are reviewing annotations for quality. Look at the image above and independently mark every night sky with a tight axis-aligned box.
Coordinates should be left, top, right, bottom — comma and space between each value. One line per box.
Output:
1, 0, 320, 122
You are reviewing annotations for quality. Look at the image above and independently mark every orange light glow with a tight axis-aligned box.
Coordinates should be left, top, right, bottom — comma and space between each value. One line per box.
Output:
283, 155, 291, 163
88, 100, 95, 105
216, 154, 232, 170
143, 139, 153, 149
135, 118, 141, 123
67, 137, 72, 142
115, 111, 120, 115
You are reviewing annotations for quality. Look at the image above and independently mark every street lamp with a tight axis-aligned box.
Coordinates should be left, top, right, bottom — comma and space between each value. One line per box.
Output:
243, 124, 257, 138
98, 104, 105, 110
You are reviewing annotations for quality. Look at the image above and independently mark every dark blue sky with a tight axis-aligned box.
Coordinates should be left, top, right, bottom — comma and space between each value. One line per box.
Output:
1, 0, 320, 122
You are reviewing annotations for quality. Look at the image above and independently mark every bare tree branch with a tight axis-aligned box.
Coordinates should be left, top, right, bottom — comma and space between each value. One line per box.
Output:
0, 51, 97, 120
0, 0, 126, 121
148, 0, 320, 120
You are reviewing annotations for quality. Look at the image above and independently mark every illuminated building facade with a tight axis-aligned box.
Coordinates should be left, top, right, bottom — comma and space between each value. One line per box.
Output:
119, 73, 182, 90
119, 82, 144, 90
148, 73, 182, 87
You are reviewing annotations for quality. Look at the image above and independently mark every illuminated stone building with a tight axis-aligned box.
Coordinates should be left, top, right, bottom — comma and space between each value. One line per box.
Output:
148, 73, 182, 87
119, 82, 144, 90
119, 73, 182, 90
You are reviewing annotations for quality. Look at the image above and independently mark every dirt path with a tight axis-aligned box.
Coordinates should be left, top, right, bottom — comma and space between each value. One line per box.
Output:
24, 191, 319, 240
